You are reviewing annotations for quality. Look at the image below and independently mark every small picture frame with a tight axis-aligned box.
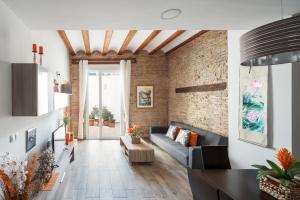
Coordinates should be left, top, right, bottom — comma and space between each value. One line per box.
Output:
26, 128, 36, 152
137, 86, 153, 108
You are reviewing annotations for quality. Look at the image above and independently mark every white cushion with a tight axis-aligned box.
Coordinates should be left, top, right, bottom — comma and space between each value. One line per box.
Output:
175, 129, 191, 146
165, 125, 177, 140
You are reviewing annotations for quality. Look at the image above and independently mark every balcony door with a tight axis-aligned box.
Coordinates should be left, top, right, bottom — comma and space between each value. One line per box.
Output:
87, 65, 121, 139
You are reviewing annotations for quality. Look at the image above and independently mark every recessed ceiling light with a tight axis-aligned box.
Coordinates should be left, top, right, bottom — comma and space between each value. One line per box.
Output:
161, 9, 182, 20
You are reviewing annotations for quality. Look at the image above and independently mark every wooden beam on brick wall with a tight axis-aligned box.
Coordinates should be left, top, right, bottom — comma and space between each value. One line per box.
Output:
81, 30, 91, 55
118, 30, 137, 55
175, 83, 227, 93
103, 30, 113, 55
134, 30, 161, 54
149, 30, 185, 55
166, 30, 209, 54
57, 30, 75, 56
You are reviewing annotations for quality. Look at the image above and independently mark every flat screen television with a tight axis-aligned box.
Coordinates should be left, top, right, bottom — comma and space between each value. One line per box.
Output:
51, 124, 66, 163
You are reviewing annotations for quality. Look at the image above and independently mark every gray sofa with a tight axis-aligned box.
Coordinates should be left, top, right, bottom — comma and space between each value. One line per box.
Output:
150, 121, 229, 169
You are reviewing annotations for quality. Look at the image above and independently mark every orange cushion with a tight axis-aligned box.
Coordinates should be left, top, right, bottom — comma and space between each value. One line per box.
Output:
175, 127, 181, 138
189, 132, 199, 146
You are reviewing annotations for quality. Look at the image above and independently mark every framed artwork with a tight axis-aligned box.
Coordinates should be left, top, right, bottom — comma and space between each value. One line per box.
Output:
137, 86, 153, 108
26, 128, 37, 152
239, 66, 268, 147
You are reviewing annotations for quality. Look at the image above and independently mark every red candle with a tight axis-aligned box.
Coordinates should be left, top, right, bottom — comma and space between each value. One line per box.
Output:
39, 46, 43, 54
66, 133, 69, 145
32, 44, 37, 52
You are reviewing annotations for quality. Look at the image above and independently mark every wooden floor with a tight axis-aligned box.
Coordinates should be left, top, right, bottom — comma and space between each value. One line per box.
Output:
61, 140, 193, 200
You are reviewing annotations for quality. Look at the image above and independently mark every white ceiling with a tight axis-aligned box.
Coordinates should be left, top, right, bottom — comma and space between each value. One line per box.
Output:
64, 30, 200, 54
3, 0, 300, 30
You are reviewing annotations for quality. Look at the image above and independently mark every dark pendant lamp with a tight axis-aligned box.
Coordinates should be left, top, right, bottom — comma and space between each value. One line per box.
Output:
240, 14, 300, 67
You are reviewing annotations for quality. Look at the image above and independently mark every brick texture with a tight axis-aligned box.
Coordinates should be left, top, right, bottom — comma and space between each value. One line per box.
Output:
70, 63, 79, 136
129, 51, 169, 137
167, 31, 228, 136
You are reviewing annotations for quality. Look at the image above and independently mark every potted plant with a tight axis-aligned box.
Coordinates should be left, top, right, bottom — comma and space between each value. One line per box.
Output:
91, 106, 101, 126
34, 149, 55, 184
253, 148, 300, 199
127, 125, 143, 144
63, 111, 69, 133
108, 113, 116, 128
89, 113, 95, 126
63, 111, 70, 144
102, 107, 116, 128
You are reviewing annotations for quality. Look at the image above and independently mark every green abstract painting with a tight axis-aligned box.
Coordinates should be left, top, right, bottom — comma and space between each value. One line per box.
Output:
239, 66, 268, 147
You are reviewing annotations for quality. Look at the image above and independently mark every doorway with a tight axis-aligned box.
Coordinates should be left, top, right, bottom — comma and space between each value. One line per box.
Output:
87, 65, 121, 139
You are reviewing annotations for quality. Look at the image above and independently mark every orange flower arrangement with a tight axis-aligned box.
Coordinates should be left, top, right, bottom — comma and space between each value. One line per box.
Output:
127, 125, 143, 138
253, 148, 300, 187
127, 127, 135, 134
276, 148, 296, 171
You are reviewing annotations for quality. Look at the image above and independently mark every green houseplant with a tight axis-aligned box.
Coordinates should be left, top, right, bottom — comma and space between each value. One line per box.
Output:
89, 106, 100, 126
63, 111, 69, 134
101, 107, 116, 128
91, 106, 100, 126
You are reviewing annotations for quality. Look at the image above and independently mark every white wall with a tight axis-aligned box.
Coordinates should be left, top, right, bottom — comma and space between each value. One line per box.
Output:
228, 30, 295, 168
292, 62, 300, 161
0, 1, 69, 159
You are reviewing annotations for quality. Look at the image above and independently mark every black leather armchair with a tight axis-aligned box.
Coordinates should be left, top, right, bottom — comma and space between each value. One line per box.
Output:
188, 145, 231, 169
188, 146, 231, 200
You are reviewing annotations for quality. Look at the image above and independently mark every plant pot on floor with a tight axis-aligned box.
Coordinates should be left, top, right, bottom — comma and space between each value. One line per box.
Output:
131, 137, 141, 144
89, 119, 95, 126
108, 122, 115, 128
260, 175, 300, 200
102, 120, 115, 127
94, 119, 100, 126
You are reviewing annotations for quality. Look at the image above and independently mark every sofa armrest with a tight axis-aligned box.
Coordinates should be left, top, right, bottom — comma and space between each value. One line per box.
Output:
150, 126, 169, 134
188, 146, 231, 169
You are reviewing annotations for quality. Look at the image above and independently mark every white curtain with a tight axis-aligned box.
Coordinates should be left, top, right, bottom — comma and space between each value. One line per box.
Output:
78, 60, 88, 139
120, 60, 131, 135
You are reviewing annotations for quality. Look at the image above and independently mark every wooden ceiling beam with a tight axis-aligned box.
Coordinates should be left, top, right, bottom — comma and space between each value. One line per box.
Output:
134, 30, 161, 54
72, 57, 136, 64
81, 30, 91, 55
118, 30, 137, 55
149, 30, 186, 55
166, 30, 209, 54
103, 30, 113, 55
57, 30, 75, 56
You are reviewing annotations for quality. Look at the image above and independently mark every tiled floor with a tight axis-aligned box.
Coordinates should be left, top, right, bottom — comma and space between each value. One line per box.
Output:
61, 140, 192, 200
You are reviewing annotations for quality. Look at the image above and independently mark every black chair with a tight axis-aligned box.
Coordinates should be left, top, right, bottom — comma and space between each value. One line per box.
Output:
187, 146, 231, 200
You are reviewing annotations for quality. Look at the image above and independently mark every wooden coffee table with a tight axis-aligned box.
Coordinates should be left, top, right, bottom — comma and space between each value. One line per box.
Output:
120, 136, 155, 164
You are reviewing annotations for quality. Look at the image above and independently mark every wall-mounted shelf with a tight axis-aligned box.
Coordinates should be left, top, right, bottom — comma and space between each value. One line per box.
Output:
60, 83, 72, 94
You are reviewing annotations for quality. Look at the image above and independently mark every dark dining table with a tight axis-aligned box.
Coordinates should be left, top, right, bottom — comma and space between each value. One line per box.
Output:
188, 169, 276, 200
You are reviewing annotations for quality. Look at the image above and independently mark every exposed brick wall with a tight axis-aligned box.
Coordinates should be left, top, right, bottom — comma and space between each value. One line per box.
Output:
129, 51, 169, 137
167, 31, 228, 136
70, 63, 79, 136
